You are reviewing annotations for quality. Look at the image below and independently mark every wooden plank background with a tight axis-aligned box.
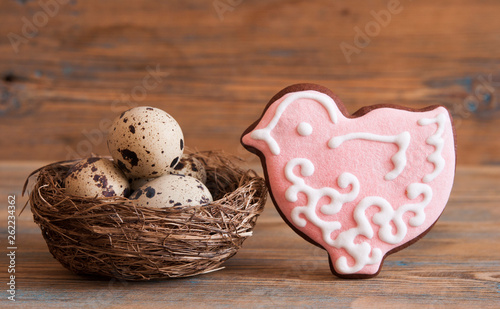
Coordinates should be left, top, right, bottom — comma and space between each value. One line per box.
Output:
1, 0, 500, 308
0, 0, 499, 164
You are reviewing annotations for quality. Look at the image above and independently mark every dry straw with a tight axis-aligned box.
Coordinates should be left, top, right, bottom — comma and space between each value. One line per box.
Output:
23, 151, 267, 281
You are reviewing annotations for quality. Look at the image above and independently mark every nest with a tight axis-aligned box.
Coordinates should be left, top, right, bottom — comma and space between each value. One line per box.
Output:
24, 151, 267, 281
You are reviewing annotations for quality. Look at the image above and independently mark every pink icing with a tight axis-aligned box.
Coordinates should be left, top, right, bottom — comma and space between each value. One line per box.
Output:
242, 90, 455, 276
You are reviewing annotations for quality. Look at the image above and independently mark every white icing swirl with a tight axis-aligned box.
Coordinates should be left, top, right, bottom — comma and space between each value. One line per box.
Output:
418, 113, 446, 183
328, 131, 411, 181
285, 158, 359, 242
284, 158, 433, 275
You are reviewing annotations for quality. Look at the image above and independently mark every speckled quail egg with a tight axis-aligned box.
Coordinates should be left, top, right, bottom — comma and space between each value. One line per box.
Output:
129, 174, 213, 208
169, 154, 207, 183
64, 157, 130, 198
128, 155, 208, 191
107, 106, 184, 178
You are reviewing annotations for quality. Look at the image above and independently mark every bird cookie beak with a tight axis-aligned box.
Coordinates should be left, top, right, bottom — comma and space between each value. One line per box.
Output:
242, 125, 280, 156
241, 126, 260, 153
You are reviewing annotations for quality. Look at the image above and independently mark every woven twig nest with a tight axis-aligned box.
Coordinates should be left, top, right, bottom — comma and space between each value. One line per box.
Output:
24, 151, 267, 281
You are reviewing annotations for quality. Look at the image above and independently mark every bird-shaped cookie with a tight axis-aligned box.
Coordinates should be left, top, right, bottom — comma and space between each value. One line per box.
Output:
241, 84, 456, 278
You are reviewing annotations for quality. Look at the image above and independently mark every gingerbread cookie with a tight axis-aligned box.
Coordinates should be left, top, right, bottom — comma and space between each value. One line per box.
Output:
241, 84, 456, 278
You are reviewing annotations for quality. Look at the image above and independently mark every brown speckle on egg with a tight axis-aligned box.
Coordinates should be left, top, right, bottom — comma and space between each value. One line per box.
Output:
170, 157, 179, 168
168, 155, 207, 184
145, 186, 156, 198
119, 148, 139, 167
130, 174, 212, 208
174, 161, 185, 170
64, 158, 130, 198
102, 190, 116, 197
191, 163, 198, 172
129, 189, 142, 199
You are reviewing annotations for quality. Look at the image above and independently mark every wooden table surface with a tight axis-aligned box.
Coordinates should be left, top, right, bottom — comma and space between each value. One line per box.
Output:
1, 162, 499, 308
1, 0, 500, 307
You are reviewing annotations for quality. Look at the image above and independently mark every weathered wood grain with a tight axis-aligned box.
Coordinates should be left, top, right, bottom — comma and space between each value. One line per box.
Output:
1, 162, 499, 308
0, 0, 500, 164
1, 0, 500, 307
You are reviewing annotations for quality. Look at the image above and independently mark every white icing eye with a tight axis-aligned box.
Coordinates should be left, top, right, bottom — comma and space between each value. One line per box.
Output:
297, 122, 313, 136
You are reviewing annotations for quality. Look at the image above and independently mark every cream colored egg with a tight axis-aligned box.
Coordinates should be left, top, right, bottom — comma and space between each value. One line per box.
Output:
107, 106, 184, 178
64, 158, 130, 198
129, 154, 207, 191
129, 174, 213, 208
128, 155, 207, 191
169, 154, 207, 183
